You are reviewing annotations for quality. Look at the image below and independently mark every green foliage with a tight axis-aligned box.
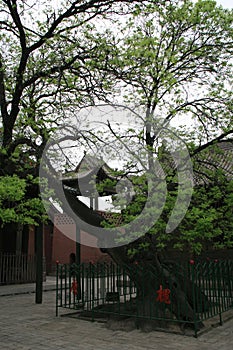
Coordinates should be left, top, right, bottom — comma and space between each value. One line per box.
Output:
104, 0, 233, 143
0, 0, 140, 233
0, 0, 232, 260
99, 164, 233, 256
174, 180, 233, 253
0, 175, 47, 227
94, 0, 233, 257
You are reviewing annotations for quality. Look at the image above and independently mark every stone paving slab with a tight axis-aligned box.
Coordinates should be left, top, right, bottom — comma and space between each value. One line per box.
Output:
0, 276, 56, 296
0, 291, 233, 350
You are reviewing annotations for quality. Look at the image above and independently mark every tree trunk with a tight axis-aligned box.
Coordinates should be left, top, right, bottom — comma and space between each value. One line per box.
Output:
63, 186, 208, 332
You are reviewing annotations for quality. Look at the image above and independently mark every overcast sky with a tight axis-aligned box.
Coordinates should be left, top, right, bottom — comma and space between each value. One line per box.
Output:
215, 0, 232, 8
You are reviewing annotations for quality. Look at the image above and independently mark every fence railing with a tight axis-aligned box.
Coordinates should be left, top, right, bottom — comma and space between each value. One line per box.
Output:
56, 260, 233, 337
0, 253, 37, 285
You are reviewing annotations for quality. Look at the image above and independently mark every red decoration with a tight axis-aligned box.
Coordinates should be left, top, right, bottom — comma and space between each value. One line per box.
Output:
70, 280, 78, 295
156, 285, 171, 304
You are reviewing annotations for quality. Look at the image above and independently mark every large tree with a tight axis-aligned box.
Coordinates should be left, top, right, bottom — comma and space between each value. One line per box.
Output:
50, 0, 233, 254
41, 0, 233, 331
1, 0, 233, 331
0, 0, 145, 231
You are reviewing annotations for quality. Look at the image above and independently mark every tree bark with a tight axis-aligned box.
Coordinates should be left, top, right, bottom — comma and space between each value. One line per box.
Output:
63, 186, 207, 332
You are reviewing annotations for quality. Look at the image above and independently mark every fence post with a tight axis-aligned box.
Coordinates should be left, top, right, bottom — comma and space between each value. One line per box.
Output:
76, 227, 81, 299
190, 260, 198, 338
91, 263, 95, 322
35, 224, 43, 304
216, 261, 223, 326
56, 260, 59, 317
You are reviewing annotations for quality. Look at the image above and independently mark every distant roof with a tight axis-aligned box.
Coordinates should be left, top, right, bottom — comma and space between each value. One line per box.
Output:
62, 141, 233, 195
193, 141, 233, 184
62, 153, 120, 196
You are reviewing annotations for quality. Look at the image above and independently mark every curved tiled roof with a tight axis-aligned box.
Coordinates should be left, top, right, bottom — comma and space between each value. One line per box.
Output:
193, 141, 233, 184
62, 141, 233, 194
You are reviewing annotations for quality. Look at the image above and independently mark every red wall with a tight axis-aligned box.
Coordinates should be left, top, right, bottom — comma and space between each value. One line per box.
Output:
80, 231, 111, 264
50, 214, 111, 269
52, 214, 76, 265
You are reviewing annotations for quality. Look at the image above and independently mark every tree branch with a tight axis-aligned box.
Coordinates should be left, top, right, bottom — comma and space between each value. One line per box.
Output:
22, 52, 91, 89
0, 54, 8, 126
27, 0, 132, 53
7, 137, 37, 155
191, 130, 233, 157
5, 0, 26, 49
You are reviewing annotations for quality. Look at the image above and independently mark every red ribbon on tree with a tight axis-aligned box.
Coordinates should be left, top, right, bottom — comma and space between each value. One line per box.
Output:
156, 285, 171, 304
70, 280, 78, 295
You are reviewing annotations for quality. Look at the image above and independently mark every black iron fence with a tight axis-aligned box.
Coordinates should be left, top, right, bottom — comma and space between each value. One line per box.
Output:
0, 253, 37, 285
56, 260, 233, 337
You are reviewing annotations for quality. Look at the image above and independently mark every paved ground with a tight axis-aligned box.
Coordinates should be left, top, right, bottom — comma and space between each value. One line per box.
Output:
0, 283, 233, 350
0, 276, 56, 297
